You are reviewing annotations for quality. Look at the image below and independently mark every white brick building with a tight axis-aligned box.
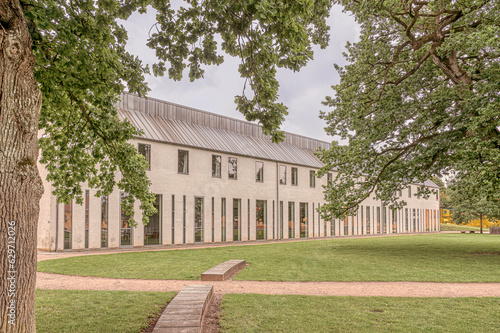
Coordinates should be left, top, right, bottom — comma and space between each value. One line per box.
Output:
37, 93, 440, 251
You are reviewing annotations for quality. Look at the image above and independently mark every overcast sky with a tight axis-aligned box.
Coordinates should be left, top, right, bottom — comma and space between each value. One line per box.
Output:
122, 4, 360, 143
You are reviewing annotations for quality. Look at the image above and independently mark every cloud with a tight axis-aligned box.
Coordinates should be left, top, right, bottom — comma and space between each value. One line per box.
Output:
121, 4, 360, 143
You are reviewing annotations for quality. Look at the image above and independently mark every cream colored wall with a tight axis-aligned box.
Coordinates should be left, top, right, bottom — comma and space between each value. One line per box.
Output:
37, 136, 440, 251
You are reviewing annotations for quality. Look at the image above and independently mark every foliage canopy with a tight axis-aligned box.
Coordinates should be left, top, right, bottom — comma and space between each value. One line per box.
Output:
318, 0, 499, 218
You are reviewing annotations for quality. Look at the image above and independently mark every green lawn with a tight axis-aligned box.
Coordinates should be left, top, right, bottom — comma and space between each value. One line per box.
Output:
219, 294, 500, 333
38, 234, 500, 282
36, 290, 175, 333
440, 223, 484, 231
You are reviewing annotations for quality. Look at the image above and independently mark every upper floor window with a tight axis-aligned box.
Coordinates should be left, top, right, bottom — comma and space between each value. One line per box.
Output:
291, 167, 298, 186
228, 157, 237, 179
436, 190, 439, 200
408, 186, 412, 198
279, 165, 286, 185
327, 172, 332, 184
178, 150, 189, 174
212, 155, 221, 178
309, 170, 316, 188
256, 161, 264, 182
138, 143, 151, 170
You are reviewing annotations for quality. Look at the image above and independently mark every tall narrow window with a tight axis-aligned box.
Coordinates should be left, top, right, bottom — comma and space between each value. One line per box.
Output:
412, 208, 416, 231
212, 155, 221, 178
145, 195, 161, 245
408, 186, 412, 198
228, 157, 237, 179
221, 198, 226, 242
255, 161, 264, 182
288, 202, 295, 238
279, 201, 284, 239
138, 143, 151, 170
377, 207, 381, 234
436, 190, 439, 201
101, 196, 108, 248
233, 199, 241, 241
300, 203, 308, 238
309, 170, 316, 188
85, 190, 89, 249
405, 208, 409, 232
194, 197, 204, 243
178, 150, 189, 174
211, 197, 215, 242
64, 200, 72, 249
382, 206, 387, 233
256, 200, 267, 240
291, 167, 298, 186
327, 172, 332, 184
361, 206, 364, 235
120, 192, 132, 246
366, 206, 370, 234
392, 209, 397, 233
279, 165, 286, 185
331, 217, 335, 236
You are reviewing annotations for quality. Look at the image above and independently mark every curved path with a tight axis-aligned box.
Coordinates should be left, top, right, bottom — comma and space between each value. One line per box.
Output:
36, 272, 500, 297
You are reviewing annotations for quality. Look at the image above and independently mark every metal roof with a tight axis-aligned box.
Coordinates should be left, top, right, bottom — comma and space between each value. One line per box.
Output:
117, 93, 330, 168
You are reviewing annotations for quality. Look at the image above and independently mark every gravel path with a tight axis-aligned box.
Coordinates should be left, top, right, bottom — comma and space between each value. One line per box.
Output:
36, 272, 500, 297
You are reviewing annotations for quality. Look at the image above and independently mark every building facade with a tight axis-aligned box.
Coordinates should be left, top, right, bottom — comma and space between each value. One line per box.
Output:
37, 93, 440, 251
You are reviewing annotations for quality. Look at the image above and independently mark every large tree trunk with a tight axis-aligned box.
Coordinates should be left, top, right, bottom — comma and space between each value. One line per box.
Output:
0, 0, 43, 332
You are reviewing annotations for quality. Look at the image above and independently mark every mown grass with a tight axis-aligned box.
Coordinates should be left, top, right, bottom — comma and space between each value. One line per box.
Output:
36, 290, 175, 333
219, 294, 500, 333
38, 234, 500, 282
440, 223, 483, 231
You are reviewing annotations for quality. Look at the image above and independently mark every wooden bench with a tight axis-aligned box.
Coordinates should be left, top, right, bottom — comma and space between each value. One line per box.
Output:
153, 284, 213, 333
201, 260, 246, 281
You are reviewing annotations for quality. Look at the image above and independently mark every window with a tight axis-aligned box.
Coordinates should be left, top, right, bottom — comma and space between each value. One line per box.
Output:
327, 173, 332, 184
138, 143, 151, 170
64, 200, 72, 250
300, 203, 308, 238
178, 150, 189, 174
194, 197, 204, 243
366, 206, 370, 234
256, 161, 264, 182
101, 196, 108, 248
408, 186, 412, 198
279, 165, 286, 185
309, 170, 315, 188
436, 190, 439, 201
212, 155, 221, 178
288, 202, 295, 238
145, 195, 161, 245
228, 157, 237, 179
120, 192, 132, 246
291, 167, 298, 185
221, 198, 226, 242
256, 200, 267, 240
233, 199, 241, 241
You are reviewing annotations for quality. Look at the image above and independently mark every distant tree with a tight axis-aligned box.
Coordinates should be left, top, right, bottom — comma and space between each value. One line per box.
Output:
447, 171, 500, 233
318, 0, 500, 219
0, 0, 333, 331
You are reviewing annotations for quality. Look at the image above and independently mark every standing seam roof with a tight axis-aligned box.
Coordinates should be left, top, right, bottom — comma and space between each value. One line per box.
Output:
117, 94, 330, 168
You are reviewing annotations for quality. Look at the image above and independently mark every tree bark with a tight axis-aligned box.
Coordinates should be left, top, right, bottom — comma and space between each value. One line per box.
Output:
0, 0, 43, 332
480, 213, 483, 234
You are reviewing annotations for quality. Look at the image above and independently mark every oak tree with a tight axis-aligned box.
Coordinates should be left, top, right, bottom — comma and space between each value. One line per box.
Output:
318, 0, 499, 218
